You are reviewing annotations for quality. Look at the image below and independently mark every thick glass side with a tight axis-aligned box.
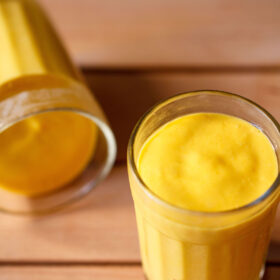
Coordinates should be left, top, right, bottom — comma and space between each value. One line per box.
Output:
127, 91, 280, 280
0, 76, 116, 214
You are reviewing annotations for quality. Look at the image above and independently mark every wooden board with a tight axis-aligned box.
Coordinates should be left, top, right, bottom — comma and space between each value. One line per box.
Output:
0, 265, 144, 280
39, 0, 280, 67
0, 166, 139, 262
0, 265, 279, 279
85, 71, 280, 161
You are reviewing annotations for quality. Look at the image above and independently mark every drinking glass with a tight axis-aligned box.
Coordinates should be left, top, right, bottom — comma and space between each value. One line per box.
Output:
128, 90, 280, 280
0, 0, 116, 214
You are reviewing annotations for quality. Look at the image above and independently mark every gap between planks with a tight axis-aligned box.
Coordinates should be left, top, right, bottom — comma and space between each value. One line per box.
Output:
82, 65, 280, 74
0, 261, 140, 267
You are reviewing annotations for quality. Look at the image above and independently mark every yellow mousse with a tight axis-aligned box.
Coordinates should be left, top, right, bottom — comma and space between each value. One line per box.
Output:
0, 0, 98, 196
138, 113, 278, 212
0, 112, 97, 196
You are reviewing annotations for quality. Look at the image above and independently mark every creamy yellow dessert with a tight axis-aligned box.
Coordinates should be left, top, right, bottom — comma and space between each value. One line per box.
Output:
132, 112, 278, 280
0, 112, 97, 196
138, 113, 278, 212
0, 0, 97, 196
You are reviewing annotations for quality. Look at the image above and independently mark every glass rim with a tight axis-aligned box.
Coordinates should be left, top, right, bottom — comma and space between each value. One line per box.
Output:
0, 107, 117, 215
127, 90, 280, 217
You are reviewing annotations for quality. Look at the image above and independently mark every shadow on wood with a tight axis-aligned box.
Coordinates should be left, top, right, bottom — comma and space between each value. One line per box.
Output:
86, 72, 159, 162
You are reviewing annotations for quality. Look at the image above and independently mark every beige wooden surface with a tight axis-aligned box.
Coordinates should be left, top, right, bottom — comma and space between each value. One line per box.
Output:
0, 265, 279, 280
2, 0, 280, 278
39, 0, 280, 68
0, 266, 144, 280
0, 166, 138, 263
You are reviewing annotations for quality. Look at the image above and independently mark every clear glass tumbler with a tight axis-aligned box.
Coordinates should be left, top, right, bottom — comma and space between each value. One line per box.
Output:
0, 0, 116, 214
127, 90, 280, 280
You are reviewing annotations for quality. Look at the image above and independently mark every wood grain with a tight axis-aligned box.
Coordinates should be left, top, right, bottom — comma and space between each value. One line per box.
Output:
0, 265, 279, 279
85, 71, 280, 161
0, 265, 144, 280
0, 166, 139, 262
39, 0, 280, 68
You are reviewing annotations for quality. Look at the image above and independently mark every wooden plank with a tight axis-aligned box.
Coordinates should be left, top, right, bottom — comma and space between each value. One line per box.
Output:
39, 0, 280, 67
0, 166, 139, 262
0, 265, 144, 280
0, 264, 279, 279
0, 165, 279, 263
264, 266, 280, 280
85, 71, 280, 161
